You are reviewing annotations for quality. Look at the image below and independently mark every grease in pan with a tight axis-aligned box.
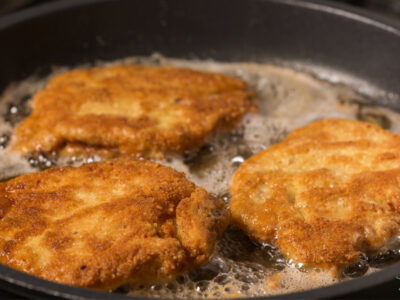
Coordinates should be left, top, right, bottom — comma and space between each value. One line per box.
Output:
2, 56, 400, 298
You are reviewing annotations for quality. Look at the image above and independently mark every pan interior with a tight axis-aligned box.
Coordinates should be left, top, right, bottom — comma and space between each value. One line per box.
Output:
0, 54, 399, 298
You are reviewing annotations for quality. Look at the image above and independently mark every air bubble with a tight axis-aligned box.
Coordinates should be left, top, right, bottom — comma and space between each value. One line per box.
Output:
368, 249, 400, 268
343, 255, 369, 278
217, 192, 231, 203
234, 273, 257, 285
240, 284, 250, 291
213, 292, 222, 297
0, 134, 9, 149
189, 262, 221, 282
113, 285, 130, 294
230, 128, 244, 142
2, 55, 400, 299
183, 144, 217, 174
166, 282, 178, 292
83, 156, 102, 164
176, 275, 187, 284
150, 285, 163, 291
214, 274, 229, 285
195, 281, 209, 292
4, 95, 31, 125
27, 153, 55, 170
231, 155, 245, 168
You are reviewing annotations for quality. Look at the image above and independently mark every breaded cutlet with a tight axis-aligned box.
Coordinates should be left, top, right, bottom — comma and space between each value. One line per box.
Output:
10, 65, 255, 159
230, 119, 400, 270
0, 158, 229, 289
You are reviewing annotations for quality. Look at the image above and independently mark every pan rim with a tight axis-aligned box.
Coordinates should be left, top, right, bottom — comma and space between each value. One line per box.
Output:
0, 0, 399, 299
0, 0, 400, 33
0, 262, 399, 299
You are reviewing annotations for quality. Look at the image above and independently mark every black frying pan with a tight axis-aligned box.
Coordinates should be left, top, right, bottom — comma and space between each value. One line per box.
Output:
0, 0, 399, 299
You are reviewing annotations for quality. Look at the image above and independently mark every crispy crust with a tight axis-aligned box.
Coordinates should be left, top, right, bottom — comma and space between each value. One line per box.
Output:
10, 65, 255, 158
0, 158, 229, 289
230, 119, 400, 269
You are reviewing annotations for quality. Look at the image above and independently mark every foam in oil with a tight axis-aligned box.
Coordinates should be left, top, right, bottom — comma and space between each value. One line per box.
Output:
0, 54, 399, 298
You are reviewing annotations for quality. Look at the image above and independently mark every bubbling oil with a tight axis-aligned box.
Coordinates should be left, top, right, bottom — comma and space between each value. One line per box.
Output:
0, 54, 400, 298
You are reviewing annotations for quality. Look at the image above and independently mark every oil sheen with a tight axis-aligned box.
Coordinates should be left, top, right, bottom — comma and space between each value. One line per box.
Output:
0, 54, 399, 298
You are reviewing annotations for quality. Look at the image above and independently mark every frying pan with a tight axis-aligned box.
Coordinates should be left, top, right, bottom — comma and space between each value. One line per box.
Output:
0, 0, 399, 298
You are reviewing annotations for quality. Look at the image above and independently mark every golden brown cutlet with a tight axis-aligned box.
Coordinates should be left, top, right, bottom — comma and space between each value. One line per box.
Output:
0, 158, 229, 289
10, 65, 255, 159
230, 118, 400, 270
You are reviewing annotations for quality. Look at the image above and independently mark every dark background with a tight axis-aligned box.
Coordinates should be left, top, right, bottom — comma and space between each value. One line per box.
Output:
338, 0, 400, 18
1, 0, 400, 19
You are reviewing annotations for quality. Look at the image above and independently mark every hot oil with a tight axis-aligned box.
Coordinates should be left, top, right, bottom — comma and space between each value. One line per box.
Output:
0, 54, 400, 298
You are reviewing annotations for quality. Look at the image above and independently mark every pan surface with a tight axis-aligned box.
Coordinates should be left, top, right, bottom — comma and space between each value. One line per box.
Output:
0, 0, 399, 298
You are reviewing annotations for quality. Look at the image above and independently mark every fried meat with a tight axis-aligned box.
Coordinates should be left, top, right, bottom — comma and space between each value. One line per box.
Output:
0, 158, 229, 289
230, 119, 400, 270
10, 65, 255, 158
